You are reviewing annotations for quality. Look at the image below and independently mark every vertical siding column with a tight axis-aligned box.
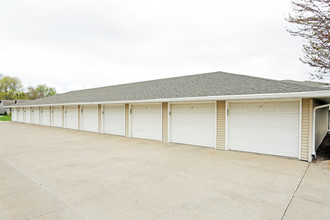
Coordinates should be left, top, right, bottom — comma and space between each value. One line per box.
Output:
301, 98, 312, 161
23, 107, 25, 123
62, 106, 65, 128
98, 104, 102, 133
50, 107, 52, 126
216, 101, 226, 150
78, 105, 81, 130
49, 106, 52, 125
162, 102, 168, 142
40, 107, 43, 125
29, 107, 31, 124
125, 104, 130, 137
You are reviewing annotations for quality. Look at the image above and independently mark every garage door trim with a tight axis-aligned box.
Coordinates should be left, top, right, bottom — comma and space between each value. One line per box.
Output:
65, 105, 79, 130
81, 105, 99, 133
102, 104, 126, 136
129, 103, 162, 140
226, 99, 302, 158
168, 101, 217, 148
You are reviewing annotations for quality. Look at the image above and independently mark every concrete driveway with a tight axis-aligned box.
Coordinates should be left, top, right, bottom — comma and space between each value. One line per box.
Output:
0, 122, 329, 220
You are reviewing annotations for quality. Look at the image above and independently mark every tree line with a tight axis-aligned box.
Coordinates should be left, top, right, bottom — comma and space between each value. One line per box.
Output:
0, 74, 56, 100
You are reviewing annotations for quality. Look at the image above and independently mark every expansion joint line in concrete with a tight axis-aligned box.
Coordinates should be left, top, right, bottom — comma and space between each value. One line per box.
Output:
281, 163, 310, 220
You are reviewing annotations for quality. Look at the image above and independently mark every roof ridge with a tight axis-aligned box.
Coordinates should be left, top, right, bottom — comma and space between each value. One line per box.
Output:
281, 79, 330, 90
60, 71, 306, 94
11, 70, 330, 107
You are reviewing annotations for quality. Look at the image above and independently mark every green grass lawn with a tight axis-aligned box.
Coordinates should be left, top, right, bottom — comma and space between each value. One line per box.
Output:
0, 115, 11, 121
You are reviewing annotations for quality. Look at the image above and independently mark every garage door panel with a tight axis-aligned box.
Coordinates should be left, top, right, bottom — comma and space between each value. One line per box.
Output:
103, 105, 125, 136
229, 101, 299, 158
25, 109, 31, 123
82, 106, 98, 132
278, 102, 298, 112
19, 108, 24, 122
42, 108, 51, 126
131, 104, 162, 141
66, 107, 78, 130
33, 108, 39, 124
53, 107, 63, 127
170, 103, 215, 148
262, 103, 276, 112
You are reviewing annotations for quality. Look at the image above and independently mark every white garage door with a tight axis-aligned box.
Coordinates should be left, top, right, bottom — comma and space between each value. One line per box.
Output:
24, 108, 31, 123
131, 104, 162, 141
66, 106, 79, 130
103, 105, 125, 136
228, 101, 299, 158
52, 107, 63, 127
42, 107, 51, 126
33, 107, 40, 124
12, 108, 17, 121
19, 108, 24, 122
82, 106, 98, 132
170, 103, 216, 148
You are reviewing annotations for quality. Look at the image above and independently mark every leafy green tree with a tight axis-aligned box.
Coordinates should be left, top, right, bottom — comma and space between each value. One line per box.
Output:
0, 76, 25, 100
0, 75, 57, 100
0, 76, 23, 94
27, 84, 56, 99
15, 92, 27, 100
286, 0, 330, 79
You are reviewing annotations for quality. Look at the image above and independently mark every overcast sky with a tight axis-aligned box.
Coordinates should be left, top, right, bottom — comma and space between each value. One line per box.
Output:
0, 0, 327, 93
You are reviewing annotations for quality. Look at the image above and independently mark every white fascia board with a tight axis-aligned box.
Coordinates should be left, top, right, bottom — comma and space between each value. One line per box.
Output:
8, 90, 330, 108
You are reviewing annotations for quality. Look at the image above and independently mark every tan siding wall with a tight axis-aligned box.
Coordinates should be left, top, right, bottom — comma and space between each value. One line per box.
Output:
125, 104, 129, 137
98, 104, 102, 133
62, 106, 65, 128
216, 101, 226, 150
40, 107, 43, 124
49, 106, 51, 125
39, 107, 42, 124
162, 102, 168, 142
301, 99, 311, 161
78, 105, 81, 130
50, 107, 53, 126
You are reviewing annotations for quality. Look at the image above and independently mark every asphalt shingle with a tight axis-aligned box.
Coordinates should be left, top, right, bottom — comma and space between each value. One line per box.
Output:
15, 71, 329, 106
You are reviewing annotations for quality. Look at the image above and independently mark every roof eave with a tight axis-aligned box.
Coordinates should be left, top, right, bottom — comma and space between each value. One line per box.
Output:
9, 90, 330, 107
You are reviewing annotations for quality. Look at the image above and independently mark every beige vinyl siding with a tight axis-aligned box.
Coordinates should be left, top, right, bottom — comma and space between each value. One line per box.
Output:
39, 108, 42, 124
62, 106, 65, 128
162, 102, 168, 142
125, 104, 129, 137
78, 105, 81, 130
216, 101, 226, 150
39, 107, 42, 124
98, 104, 102, 133
301, 98, 312, 161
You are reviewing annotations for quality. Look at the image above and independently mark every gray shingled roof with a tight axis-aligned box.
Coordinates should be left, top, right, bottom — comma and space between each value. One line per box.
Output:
282, 80, 330, 88
16, 71, 329, 106
1, 100, 29, 106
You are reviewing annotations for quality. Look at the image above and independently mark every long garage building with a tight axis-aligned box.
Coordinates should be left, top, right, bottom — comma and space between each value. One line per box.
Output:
10, 71, 330, 162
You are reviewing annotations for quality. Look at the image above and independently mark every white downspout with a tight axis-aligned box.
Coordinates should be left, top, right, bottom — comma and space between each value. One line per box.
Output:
312, 104, 330, 157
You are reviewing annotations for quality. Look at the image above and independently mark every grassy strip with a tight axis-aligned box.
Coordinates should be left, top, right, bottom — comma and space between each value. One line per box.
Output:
0, 115, 11, 121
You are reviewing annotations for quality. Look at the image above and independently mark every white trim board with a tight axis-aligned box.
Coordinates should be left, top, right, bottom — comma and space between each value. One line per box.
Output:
9, 90, 330, 108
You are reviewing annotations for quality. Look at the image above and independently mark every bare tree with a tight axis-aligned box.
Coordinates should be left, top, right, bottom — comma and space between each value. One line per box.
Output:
286, 0, 330, 79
